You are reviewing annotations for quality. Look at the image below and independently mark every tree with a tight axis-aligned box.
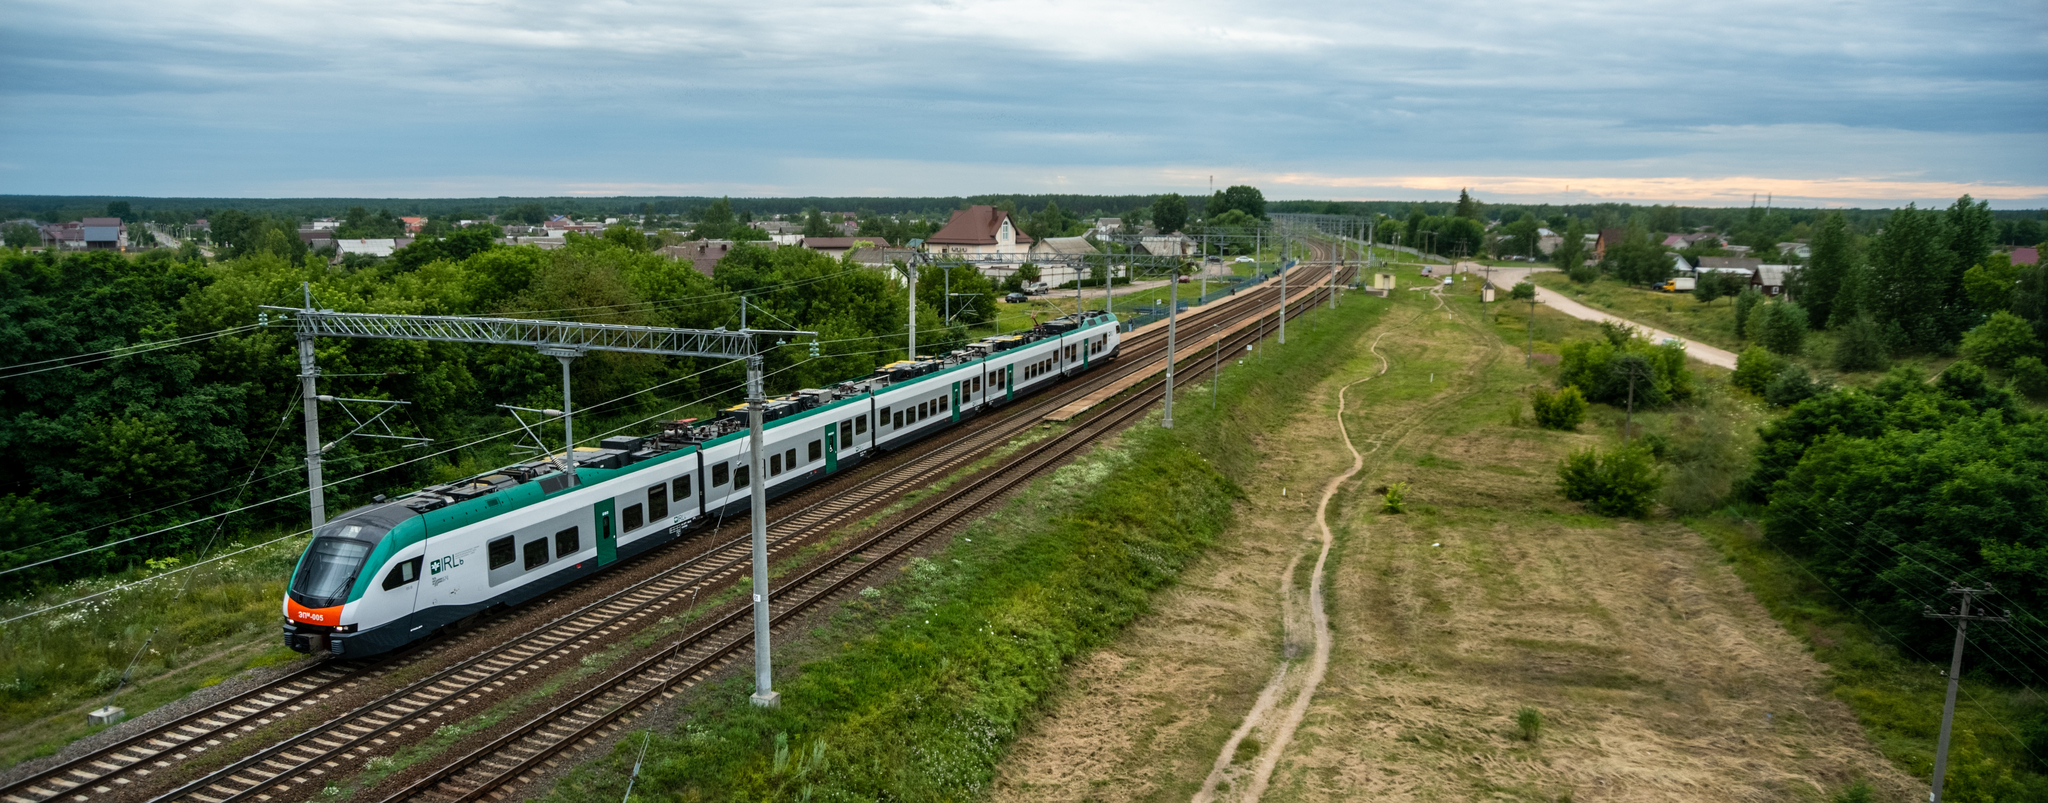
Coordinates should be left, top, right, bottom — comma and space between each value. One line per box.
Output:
1454, 188, 1481, 221
1803, 212, 1854, 328
2008, 355, 2048, 399
2015, 261, 2048, 343
1501, 212, 1541, 258
2, 222, 36, 249
1944, 195, 1996, 293
502, 203, 548, 225
1764, 363, 1820, 407
105, 200, 135, 222
336, 206, 404, 239
694, 197, 738, 241
1648, 204, 1681, 235
1833, 315, 1890, 373
1552, 218, 1588, 278
1691, 270, 1744, 305
1749, 301, 1809, 355
1151, 194, 1188, 234
1209, 186, 1267, 220
1603, 229, 1672, 286
800, 207, 837, 238
601, 224, 651, 252
1734, 287, 1763, 339
1959, 311, 2042, 371
1864, 204, 1958, 352
1962, 253, 2021, 313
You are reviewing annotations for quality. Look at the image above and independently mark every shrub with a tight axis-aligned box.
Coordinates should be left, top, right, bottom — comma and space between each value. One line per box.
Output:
1558, 447, 1662, 518
1567, 263, 1599, 284
1381, 483, 1408, 514
1833, 315, 1890, 373
2012, 355, 2048, 399
1516, 707, 1544, 741
1558, 333, 1692, 408
1733, 288, 1763, 339
1530, 386, 1587, 430
1731, 346, 1783, 396
1509, 281, 1535, 300
1764, 363, 1820, 407
1961, 310, 2043, 371
1746, 301, 1808, 355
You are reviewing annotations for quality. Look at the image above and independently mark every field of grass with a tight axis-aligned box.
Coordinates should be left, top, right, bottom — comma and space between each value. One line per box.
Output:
529, 284, 1393, 802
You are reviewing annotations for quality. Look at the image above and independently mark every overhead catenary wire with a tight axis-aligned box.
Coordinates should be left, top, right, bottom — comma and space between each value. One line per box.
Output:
0, 322, 269, 380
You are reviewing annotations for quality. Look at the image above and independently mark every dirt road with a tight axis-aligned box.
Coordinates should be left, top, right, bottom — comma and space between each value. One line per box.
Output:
1479, 266, 1738, 370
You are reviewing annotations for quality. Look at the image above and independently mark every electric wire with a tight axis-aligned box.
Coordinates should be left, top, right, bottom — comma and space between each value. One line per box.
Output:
0, 323, 269, 380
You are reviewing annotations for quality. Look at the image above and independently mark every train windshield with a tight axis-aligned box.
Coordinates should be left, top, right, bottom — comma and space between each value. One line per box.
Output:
291, 536, 373, 608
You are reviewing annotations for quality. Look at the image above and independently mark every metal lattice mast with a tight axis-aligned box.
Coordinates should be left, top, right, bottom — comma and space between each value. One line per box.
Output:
272, 303, 809, 709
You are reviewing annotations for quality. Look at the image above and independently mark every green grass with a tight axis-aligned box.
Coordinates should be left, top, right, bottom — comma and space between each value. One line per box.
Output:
531, 281, 1394, 803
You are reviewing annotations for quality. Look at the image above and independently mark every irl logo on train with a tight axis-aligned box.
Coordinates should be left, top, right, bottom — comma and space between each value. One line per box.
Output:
430, 555, 463, 575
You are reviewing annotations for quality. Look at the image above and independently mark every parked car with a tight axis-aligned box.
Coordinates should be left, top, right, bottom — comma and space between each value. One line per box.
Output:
1022, 281, 1050, 295
1004, 292, 1028, 303
1178, 275, 1192, 283
1234, 256, 1255, 263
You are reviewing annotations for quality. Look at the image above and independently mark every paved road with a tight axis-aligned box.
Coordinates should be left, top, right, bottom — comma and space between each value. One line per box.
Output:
1475, 266, 1739, 370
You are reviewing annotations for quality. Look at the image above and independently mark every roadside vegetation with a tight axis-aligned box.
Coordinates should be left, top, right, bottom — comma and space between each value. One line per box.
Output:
532, 285, 1391, 802
1488, 267, 2048, 796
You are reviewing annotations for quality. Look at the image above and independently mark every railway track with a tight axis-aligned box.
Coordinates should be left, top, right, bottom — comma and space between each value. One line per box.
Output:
371, 268, 1352, 803
4, 253, 1353, 803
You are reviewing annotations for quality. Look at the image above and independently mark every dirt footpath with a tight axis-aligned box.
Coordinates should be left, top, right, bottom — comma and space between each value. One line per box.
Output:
989, 290, 1912, 802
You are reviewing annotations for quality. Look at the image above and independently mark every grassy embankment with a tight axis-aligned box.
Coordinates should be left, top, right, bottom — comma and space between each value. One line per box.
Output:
531, 286, 1392, 801
1484, 280, 2047, 795
0, 395, 742, 770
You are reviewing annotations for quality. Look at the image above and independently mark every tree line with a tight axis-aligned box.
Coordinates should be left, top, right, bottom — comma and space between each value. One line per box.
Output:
0, 231, 988, 595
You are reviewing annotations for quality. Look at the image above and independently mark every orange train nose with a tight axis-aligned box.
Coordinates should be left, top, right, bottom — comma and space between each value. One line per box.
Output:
287, 597, 344, 626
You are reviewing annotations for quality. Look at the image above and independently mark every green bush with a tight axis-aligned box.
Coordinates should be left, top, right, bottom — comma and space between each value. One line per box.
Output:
1746, 300, 1809, 355
1530, 386, 1587, 430
1557, 447, 1662, 518
1515, 707, 1544, 741
1833, 315, 1890, 373
2011, 355, 2048, 399
1961, 310, 2043, 371
1381, 482, 1408, 514
1731, 346, 1783, 396
1734, 287, 1763, 339
1764, 363, 1821, 407
1509, 281, 1535, 300
1558, 333, 1692, 409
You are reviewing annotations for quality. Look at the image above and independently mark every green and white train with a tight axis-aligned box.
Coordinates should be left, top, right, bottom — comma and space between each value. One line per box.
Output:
283, 312, 1121, 657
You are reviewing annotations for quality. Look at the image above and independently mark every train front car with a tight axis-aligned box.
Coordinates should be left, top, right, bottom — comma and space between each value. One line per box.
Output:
283, 503, 424, 657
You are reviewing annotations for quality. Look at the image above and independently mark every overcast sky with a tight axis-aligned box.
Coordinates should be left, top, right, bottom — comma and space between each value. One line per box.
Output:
4, 0, 2043, 207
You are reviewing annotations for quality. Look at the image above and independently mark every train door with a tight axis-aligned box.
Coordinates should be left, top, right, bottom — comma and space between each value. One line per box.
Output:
824, 422, 838, 473
594, 498, 617, 566
951, 382, 961, 422
1005, 363, 1015, 401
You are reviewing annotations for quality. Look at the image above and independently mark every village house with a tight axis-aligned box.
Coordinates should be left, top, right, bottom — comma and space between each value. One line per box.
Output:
927, 205, 1032, 275
657, 240, 737, 276
803, 236, 891, 262
1025, 236, 1100, 286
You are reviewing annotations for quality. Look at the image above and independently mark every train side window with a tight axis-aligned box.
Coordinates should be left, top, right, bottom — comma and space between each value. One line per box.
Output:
555, 527, 579, 557
672, 476, 691, 501
647, 486, 668, 521
770, 453, 782, 475
839, 420, 852, 444
878, 406, 891, 428
734, 464, 750, 488
713, 463, 729, 486
893, 410, 904, 429
488, 536, 515, 570
381, 557, 423, 590
939, 395, 948, 411
523, 538, 549, 570
808, 440, 822, 461
623, 503, 644, 532
785, 448, 796, 468
854, 415, 867, 435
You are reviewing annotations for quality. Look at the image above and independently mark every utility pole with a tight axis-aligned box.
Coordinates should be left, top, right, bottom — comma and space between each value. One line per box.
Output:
1526, 293, 1537, 367
1210, 323, 1222, 410
1164, 261, 1178, 429
1924, 586, 2009, 802
296, 283, 326, 531
1615, 357, 1653, 444
1279, 227, 1289, 346
906, 261, 917, 359
745, 353, 778, 708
